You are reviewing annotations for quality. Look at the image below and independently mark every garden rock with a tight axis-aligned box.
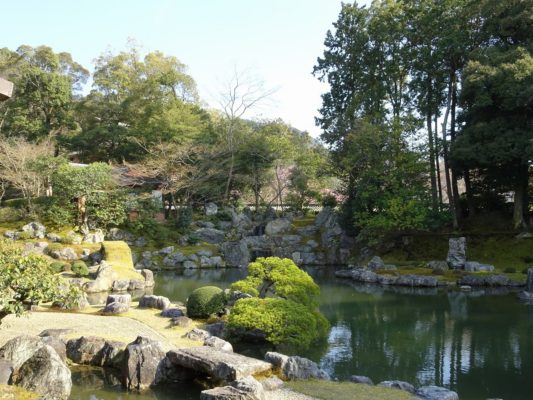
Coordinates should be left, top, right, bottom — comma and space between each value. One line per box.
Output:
163, 252, 187, 267
166, 346, 272, 381
315, 207, 336, 228
49, 246, 78, 261
196, 228, 226, 244
447, 237, 466, 268
204, 336, 233, 352
205, 202, 218, 216
159, 246, 175, 255
378, 380, 416, 394
230, 376, 266, 400
206, 321, 227, 338
184, 260, 198, 269
83, 229, 105, 243
367, 256, 385, 270
21, 221, 46, 239
350, 268, 379, 283
14, 345, 72, 400
264, 352, 289, 369
120, 336, 166, 391
0, 335, 44, 370
128, 279, 146, 291
350, 375, 373, 385
112, 279, 130, 291
161, 308, 185, 318
395, 275, 438, 287
260, 376, 284, 391
428, 260, 449, 271
66, 336, 107, 365
40, 336, 67, 362
197, 220, 215, 229
200, 386, 254, 399
185, 328, 211, 341
222, 240, 250, 268
139, 295, 171, 310
103, 301, 130, 314
265, 218, 291, 236
23, 241, 48, 255
0, 360, 13, 384
282, 355, 330, 380
106, 294, 131, 307
171, 316, 192, 328
458, 274, 520, 287
416, 385, 459, 400
66, 231, 83, 244
464, 261, 495, 272
142, 269, 155, 287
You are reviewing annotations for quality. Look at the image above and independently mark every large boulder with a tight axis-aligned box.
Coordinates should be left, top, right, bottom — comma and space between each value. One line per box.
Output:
527, 267, 533, 292
230, 376, 266, 400
66, 336, 107, 365
23, 241, 49, 255
265, 218, 291, 236
0, 335, 44, 371
416, 385, 459, 400
21, 221, 46, 239
464, 261, 495, 272
120, 336, 166, 391
166, 347, 272, 382
395, 275, 438, 287
447, 237, 466, 269
49, 247, 78, 261
367, 256, 385, 270
222, 240, 250, 268
14, 345, 72, 400
458, 274, 521, 287
163, 251, 187, 267
139, 295, 171, 310
196, 228, 226, 244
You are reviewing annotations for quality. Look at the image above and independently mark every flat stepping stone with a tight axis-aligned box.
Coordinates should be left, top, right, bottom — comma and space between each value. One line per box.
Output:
167, 346, 272, 381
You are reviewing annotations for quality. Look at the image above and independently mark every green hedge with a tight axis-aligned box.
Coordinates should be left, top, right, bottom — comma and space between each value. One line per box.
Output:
227, 297, 329, 348
187, 286, 226, 318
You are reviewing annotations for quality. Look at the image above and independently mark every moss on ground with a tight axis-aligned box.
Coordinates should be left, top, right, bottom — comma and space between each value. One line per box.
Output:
380, 233, 532, 283
101, 241, 143, 280
0, 384, 39, 400
174, 242, 220, 256
287, 380, 415, 400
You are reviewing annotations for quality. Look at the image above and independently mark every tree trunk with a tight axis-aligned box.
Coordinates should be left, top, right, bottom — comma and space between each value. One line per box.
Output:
513, 165, 529, 230
463, 169, 476, 217
427, 106, 438, 211
224, 151, 235, 204
442, 76, 458, 229
78, 195, 89, 233
450, 75, 462, 221
434, 115, 443, 205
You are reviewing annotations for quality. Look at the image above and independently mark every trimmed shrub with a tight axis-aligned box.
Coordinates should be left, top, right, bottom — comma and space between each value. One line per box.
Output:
187, 286, 226, 318
0, 207, 22, 223
227, 297, 329, 348
71, 260, 89, 277
50, 261, 68, 273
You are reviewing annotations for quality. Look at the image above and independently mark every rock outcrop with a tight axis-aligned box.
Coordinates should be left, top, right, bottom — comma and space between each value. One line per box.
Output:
447, 237, 466, 269
120, 336, 166, 391
167, 347, 272, 382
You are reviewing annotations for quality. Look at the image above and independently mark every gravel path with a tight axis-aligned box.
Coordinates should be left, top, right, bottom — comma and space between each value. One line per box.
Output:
0, 311, 171, 349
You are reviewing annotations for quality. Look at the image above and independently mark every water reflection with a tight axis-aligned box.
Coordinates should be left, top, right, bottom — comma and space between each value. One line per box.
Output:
77, 267, 533, 400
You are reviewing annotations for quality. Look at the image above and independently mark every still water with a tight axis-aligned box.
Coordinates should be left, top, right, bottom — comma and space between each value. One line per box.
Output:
70, 267, 533, 400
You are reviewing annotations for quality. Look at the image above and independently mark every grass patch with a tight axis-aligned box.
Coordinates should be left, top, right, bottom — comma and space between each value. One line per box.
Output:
287, 380, 415, 400
174, 242, 220, 256
0, 384, 40, 400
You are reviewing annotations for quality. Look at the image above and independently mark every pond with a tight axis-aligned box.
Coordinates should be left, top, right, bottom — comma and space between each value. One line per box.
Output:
71, 267, 533, 400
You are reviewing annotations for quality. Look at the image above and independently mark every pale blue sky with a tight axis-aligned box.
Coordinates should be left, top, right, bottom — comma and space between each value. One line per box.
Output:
1, 0, 370, 136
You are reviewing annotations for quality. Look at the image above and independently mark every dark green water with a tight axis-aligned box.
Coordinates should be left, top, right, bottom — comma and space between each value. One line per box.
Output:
71, 267, 533, 400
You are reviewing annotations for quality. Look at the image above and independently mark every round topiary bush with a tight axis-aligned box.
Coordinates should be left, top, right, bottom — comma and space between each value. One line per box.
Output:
71, 260, 89, 277
187, 286, 226, 318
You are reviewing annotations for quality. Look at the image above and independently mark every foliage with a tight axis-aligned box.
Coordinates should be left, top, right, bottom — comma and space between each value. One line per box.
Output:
43, 201, 76, 228
186, 286, 226, 318
50, 261, 68, 273
228, 297, 329, 348
0, 239, 66, 324
321, 194, 338, 208
0, 207, 22, 223
230, 257, 320, 308
177, 206, 193, 230
71, 260, 89, 277
86, 190, 128, 228
228, 257, 329, 347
